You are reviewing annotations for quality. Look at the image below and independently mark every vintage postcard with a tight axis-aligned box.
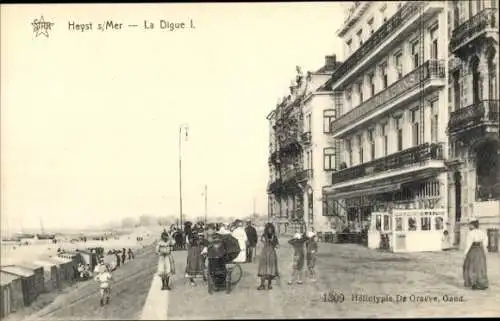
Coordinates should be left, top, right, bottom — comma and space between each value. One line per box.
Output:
1, 1, 499, 320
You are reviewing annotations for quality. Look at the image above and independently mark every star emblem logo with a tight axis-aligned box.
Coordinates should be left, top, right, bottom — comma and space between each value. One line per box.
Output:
32, 16, 54, 38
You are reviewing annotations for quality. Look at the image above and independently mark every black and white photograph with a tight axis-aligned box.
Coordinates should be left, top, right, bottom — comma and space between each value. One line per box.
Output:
1, 1, 499, 319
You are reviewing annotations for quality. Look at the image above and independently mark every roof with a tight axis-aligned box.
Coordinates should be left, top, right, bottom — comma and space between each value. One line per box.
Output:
18, 262, 43, 270
33, 260, 58, 268
1, 271, 20, 286
1, 265, 35, 278
47, 256, 72, 264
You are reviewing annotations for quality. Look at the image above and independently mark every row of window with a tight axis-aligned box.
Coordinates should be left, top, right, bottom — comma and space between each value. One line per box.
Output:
342, 100, 439, 167
343, 24, 439, 114
375, 214, 444, 232
452, 0, 497, 30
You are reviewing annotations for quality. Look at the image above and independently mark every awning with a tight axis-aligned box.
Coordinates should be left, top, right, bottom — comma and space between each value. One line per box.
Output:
323, 170, 440, 199
325, 183, 402, 200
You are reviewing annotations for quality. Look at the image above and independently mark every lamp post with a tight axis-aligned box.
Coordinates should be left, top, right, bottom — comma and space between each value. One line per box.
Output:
178, 124, 189, 228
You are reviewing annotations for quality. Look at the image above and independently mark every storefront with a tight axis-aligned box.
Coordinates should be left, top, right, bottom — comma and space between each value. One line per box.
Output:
368, 208, 446, 252
324, 174, 448, 251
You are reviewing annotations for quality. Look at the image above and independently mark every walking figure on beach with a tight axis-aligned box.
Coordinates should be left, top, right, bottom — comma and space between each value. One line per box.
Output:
94, 258, 113, 306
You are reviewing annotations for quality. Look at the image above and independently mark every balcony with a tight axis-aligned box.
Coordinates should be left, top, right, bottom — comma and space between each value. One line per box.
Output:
449, 8, 499, 55
268, 151, 279, 165
330, 1, 442, 89
282, 167, 299, 183
301, 132, 312, 145
267, 179, 282, 193
448, 100, 499, 136
330, 60, 446, 138
297, 169, 313, 183
331, 143, 444, 185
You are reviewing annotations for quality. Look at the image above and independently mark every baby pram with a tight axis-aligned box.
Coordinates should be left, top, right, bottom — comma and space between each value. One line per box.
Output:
205, 234, 242, 294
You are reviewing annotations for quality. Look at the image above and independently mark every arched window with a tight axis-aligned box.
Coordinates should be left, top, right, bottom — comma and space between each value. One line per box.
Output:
470, 56, 481, 103
487, 51, 497, 100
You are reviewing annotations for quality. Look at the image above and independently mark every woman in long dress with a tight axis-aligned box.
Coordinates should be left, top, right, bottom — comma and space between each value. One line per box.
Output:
185, 227, 208, 286
156, 232, 176, 291
257, 223, 279, 290
231, 220, 248, 263
463, 217, 489, 290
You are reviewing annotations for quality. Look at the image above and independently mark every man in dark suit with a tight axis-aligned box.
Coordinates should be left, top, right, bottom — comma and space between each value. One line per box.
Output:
244, 220, 258, 263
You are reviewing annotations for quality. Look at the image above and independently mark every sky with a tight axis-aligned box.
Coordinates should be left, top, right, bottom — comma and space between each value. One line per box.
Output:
1, 3, 345, 231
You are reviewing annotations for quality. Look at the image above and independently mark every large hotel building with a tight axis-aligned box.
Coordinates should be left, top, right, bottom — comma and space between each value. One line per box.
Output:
266, 1, 499, 252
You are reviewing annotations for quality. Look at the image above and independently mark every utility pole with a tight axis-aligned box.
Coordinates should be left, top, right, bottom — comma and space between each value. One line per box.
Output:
178, 124, 189, 228
204, 184, 208, 225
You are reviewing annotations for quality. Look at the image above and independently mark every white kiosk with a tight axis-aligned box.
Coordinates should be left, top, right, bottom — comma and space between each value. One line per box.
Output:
368, 208, 446, 252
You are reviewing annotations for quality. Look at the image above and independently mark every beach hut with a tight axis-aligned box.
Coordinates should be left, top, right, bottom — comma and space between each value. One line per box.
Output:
1, 272, 24, 318
33, 260, 60, 292
17, 262, 45, 295
77, 250, 98, 271
0, 265, 37, 306
48, 256, 76, 284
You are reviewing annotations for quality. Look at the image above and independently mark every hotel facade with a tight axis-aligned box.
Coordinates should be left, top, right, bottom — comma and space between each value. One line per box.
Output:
323, 1, 452, 252
267, 57, 341, 234
266, 1, 499, 251
447, 0, 499, 251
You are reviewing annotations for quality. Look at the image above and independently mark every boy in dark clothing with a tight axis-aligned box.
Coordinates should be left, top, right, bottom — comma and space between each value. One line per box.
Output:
245, 220, 258, 263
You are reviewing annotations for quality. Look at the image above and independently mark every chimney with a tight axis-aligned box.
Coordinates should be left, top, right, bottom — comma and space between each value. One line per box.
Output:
325, 55, 337, 68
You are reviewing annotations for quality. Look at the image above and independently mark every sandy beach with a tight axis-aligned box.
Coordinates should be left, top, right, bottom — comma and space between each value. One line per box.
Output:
1, 226, 163, 266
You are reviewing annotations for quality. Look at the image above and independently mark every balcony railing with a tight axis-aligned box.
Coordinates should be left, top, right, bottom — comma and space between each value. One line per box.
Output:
297, 169, 313, 182
448, 100, 500, 134
301, 132, 312, 145
450, 8, 499, 53
330, 1, 427, 84
282, 167, 299, 183
331, 143, 444, 185
331, 60, 446, 135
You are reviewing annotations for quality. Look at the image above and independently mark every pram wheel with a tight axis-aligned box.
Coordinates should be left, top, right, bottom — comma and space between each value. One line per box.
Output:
207, 275, 214, 294
225, 272, 232, 294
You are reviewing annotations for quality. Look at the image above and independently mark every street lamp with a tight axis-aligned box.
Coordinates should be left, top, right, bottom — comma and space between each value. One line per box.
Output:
178, 124, 189, 227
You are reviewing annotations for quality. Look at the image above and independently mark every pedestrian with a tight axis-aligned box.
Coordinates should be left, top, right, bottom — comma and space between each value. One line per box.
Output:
442, 230, 452, 251
245, 220, 258, 263
156, 231, 176, 290
305, 231, 318, 282
257, 223, 279, 290
231, 220, 248, 263
463, 217, 489, 290
121, 248, 127, 264
288, 232, 306, 285
128, 248, 134, 260
94, 262, 113, 306
185, 225, 207, 286
115, 251, 121, 268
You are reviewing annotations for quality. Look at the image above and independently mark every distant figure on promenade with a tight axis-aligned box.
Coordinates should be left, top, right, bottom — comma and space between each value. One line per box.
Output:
288, 233, 306, 285
257, 223, 279, 290
463, 217, 489, 290
121, 248, 126, 264
185, 226, 207, 286
245, 220, 258, 263
232, 220, 248, 263
305, 231, 318, 282
127, 248, 134, 260
156, 232, 175, 291
442, 230, 452, 251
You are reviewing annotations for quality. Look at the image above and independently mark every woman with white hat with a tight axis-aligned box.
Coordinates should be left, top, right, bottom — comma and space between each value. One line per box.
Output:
463, 216, 489, 290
